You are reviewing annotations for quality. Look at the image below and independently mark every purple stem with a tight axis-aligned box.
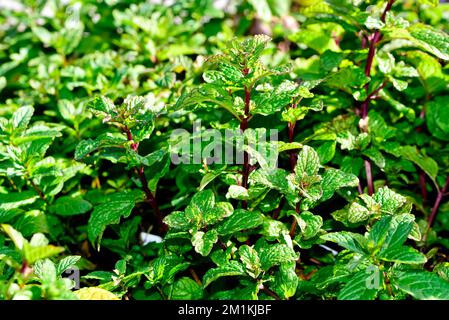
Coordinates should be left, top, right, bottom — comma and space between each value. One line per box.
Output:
428, 176, 449, 229
417, 102, 428, 204
359, 0, 395, 195
419, 171, 428, 204
124, 127, 166, 232
288, 104, 298, 170
364, 159, 374, 196
241, 83, 251, 209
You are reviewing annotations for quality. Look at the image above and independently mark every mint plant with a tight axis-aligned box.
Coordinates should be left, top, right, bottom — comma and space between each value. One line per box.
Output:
75, 95, 169, 245
1, 0, 449, 301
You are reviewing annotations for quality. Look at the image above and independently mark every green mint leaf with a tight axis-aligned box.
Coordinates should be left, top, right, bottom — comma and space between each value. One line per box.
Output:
56, 256, 81, 275
338, 266, 381, 300
259, 243, 297, 270
426, 96, 449, 141
321, 168, 359, 202
191, 230, 218, 257
50, 196, 92, 216
217, 209, 264, 235
377, 246, 427, 264
239, 245, 262, 278
170, 277, 203, 300
399, 146, 438, 183
321, 231, 368, 255
202, 261, 247, 288
293, 211, 323, 240
392, 270, 449, 300
11, 106, 34, 132
87, 190, 145, 248
272, 263, 298, 299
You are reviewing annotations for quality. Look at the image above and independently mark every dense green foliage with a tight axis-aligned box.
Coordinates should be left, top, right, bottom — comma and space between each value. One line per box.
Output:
1, 0, 449, 300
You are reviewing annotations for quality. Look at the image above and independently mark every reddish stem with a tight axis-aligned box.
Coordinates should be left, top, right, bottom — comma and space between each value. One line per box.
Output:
288, 103, 299, 171
428, 176, 449, 229
419, 171, 428, 204
381, 0, 395, 21
285, 103, 302, 232
290, 200, 301, 238
137, 166, 165, 230
365, 81, 387, 103
288, 123, 298, 170
124, 127, 166, 232
359, 0, 395, 195
189, 268, 202, 285
29, 179, 49, 204
272, 103, 298, 220
272, 197, 285, 220
361, 0, 395, 114
241, 85, 251, 209
364, 159, 374, 196
363, 28, 382, 77
289, 216, 298, 238
417, 102, 428, 203
261, 286, 281, 300
360, 30, 383, 119
357, 182, 364, 195
126, 129, 139, 151
360, 32, 368, 49
244, 83, 251, 115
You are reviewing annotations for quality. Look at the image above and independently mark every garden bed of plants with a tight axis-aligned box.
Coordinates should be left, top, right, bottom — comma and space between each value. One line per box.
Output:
1, 0, 449, 300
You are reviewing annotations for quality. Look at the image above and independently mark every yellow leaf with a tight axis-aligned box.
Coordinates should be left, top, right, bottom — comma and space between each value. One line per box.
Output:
75, 287, 120, 300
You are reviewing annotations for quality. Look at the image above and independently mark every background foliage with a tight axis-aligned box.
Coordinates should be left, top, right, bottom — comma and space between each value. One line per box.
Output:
1, 0, 449, 300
